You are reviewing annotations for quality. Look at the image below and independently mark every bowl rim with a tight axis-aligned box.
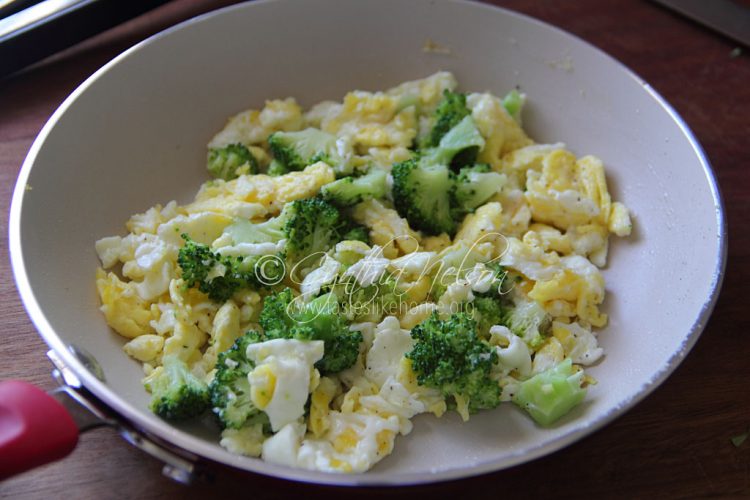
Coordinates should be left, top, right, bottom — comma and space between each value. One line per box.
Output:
8, 0, 727, 486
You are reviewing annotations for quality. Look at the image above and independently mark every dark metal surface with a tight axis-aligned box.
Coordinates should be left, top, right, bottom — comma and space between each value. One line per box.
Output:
652, 0, 750, 47
0, 0, 173, 79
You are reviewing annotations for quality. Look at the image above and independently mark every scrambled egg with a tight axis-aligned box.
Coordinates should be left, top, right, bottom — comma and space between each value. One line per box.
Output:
95, 72, 631, 474
209, 98, 303, 149
246, 339, 324, 432
352, 199, 420, 258
321, 91, 417, 151
188, 161, 335, 215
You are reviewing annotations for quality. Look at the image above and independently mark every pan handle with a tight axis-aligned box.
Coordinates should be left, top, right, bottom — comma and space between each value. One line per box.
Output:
0, 380, 79, 480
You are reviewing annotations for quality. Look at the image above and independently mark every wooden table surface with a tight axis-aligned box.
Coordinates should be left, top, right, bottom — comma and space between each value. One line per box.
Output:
1, 0, 748, 498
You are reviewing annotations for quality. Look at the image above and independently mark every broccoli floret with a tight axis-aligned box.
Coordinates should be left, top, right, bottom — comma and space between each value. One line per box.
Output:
283, 197, 360, 264
266, 158, 289, 176
452, 164, 506, 217
339, 224, 370, 244
207, 143, 259, 180
257, 288, 297, 335
503, 295, 551, 350
424, 114, 486, 170
177, 235, 239, 301
229, 196, 364, 253
208, 331, 264, 429
268, 128, 351, 175
406, 312, 501, 414
221, 197, 365, 271
282, 197, 342, 264
224, 210, 289, 245
471, 296, 507, 339
268, 128, 333, 171
419, 91, 485, 170
502, 88, 526, 123
392, 158, 455, 236
177, 235, 283, 302
513, 358, 586, 426
147, 356, 210, 420
321, 168, 387, 207
259, 289, 362, 374
422, 90, 471, 148
392, 113, 489, 235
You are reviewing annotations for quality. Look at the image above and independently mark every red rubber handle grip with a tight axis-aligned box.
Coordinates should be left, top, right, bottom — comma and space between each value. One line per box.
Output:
0, 380, 79, 479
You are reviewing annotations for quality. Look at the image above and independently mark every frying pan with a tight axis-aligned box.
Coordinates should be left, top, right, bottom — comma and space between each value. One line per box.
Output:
4, 0, 726, 486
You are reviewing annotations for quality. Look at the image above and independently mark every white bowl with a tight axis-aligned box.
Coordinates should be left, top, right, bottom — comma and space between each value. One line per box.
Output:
9, 0, 726, 486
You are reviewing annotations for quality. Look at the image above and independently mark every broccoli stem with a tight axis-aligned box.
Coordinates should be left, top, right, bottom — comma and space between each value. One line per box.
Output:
321, 168, 387, 207
512, 359, 586, 426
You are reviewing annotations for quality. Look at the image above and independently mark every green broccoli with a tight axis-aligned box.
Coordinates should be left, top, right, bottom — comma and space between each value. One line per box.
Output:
502, 295, 551, 350
392, 112, 490, 235
217, 197, 369, 278
279, 197, 370, 265
452, 164, 506, 217
419, 90, 486, 171
512, 358, 586, 426
321, 168, 388, 207
339, 224, 370, 244
266, 158, 289, 177
224, 210, 289, 245
208, 331, 264, 429
146, 356, 210, 420
177, 235, 284, 302
283, 197, 350, 265
406, 312, 501, 414
471, 296, 507, 339
268, 128, 352, 176
502, 88, 525, 123
422, 90, 471, 148
177, 235, 241, 301
391, 158, 455, 236
226, 197, 334, 251
423, 114, 486, 170
259, 288, 362, 374
207, 143, 259, 180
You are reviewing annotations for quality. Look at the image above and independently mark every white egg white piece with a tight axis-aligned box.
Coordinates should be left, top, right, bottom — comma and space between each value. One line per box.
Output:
343, 245, 390, 287
489, 325, 532, 378
300, 255, 341, 300
262, 421, 307, 466
365, 316, 414, 387
246, 339, 324, 432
